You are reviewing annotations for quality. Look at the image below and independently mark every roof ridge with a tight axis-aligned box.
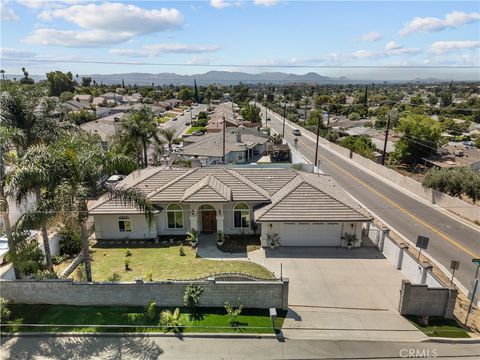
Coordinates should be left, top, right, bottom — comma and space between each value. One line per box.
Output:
89, 166, 166, 212
255, 175, 304, 221
147, 168, 198, 199
225, 168, 270, 199
182, 173, 232, 202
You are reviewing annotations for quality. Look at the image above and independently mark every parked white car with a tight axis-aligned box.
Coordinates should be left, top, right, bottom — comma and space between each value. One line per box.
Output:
105, 175, 125, 188
0, 235, 9, 264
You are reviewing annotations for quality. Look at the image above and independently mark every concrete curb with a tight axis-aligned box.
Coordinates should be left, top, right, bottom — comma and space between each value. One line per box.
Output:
1, 332, 278, 339
422, 337, 480, 344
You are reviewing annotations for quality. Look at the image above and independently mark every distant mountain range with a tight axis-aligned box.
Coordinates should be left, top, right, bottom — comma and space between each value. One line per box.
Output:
24, 71, 453, 86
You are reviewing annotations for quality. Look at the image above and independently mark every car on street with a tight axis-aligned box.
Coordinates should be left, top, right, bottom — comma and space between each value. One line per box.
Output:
105, 175, 125, 188
185, 122, 191, 126
292, 128, 301, 136
172, 117, 177, 121
267, 117, 271, 121
192, 130, 204, 136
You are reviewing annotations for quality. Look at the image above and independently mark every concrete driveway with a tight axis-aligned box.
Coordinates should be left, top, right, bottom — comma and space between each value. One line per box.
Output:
249, 246, 427, 341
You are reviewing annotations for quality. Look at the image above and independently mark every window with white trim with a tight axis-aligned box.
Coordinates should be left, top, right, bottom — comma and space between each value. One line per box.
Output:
233, 203, 250, 228
118, 216, 132, 232
167, 204, 184, 229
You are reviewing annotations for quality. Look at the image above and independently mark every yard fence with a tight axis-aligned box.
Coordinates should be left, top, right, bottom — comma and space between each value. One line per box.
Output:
362, 223, 457, 318
0, 276, 289, 310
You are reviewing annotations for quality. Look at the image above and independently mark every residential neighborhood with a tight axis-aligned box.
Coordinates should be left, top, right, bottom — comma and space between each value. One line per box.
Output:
1, 0, 479, 359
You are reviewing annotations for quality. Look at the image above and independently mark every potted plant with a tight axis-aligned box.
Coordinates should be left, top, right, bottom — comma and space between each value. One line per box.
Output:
216, 230, 225, 246
267, 232, 280, 249
341, 233, 357, 250
186, 228, 198, 248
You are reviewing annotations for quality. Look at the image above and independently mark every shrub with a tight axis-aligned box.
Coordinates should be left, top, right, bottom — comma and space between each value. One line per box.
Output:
348, 112, 360, 120
124, 259, 131, 271
51, 255, 66, 265
31, 270, 58, 280
125, 248, 132, 257
224, 300, 243, 326
0, 298, 11, 323
183, 284, 203, 309
76, 264, 86, 282
108, 272, 121, 282
179, 244, 185, 256
145, 272, 153, 282
160, 308, 185, 333
59, 226, 82, 256
145, 300, 157, 321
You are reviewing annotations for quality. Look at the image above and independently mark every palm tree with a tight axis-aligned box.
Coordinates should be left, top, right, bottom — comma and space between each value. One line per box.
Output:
116, 107, 162, 167
160, 128, 177, 151
6, 145, 63, 271
54, 134, 150, 281
0, 69, 5, 81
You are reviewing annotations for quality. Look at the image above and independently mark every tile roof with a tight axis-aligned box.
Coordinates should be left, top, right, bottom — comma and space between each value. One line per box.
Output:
254, 173, 371, 222
89, 167, 370, 223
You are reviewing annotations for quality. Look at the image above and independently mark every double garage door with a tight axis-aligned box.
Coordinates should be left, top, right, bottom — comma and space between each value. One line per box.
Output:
278, 222, 342, 246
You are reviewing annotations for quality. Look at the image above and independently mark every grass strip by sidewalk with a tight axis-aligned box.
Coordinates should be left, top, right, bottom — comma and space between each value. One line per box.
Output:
2, 305, 286, 334
406, 316, 470, 338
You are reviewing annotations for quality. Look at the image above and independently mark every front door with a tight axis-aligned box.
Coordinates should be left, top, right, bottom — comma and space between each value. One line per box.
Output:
202, 211, 217, 233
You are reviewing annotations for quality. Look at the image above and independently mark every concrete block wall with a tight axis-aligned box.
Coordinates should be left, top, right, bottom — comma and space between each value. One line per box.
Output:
0, 278, 289, 310
398, 280, 457, 319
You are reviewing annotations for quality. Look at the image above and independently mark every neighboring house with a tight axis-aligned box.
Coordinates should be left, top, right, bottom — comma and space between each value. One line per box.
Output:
92, 96, 107, 107
72, 94, 93, 105
89, 167, 371, 246
95, 107, 111, 118
80, 112, 126, 147
103, 92, 124, 105
64, 100, 90, 112
182, 127, 268, 164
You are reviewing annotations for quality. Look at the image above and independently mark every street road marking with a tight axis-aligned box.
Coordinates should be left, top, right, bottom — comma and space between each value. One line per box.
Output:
264, 107, 480, 259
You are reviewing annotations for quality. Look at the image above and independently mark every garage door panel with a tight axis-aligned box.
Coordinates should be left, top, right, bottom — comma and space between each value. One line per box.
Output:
279, 223, 341, 246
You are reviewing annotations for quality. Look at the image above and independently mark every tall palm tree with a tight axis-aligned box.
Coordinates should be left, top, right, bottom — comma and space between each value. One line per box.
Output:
160, 128, 177, 151
116, 106, 162, 167
54, 134, 150, 281
6, 145, 63, 271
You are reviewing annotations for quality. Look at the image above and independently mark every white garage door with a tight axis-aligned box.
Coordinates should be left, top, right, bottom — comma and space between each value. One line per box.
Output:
278, 222, 341, 246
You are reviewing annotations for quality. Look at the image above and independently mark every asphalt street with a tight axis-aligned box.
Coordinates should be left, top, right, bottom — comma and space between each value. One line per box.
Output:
1, 335, 479, 359
259, 105, 480, 295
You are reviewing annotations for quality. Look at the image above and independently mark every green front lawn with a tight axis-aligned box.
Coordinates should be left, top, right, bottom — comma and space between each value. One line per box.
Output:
406, 316, 470, 338
155, 116, 171, 124
186, 126, 207, 134
90, 245, 274, 282
2, 304, 286, 334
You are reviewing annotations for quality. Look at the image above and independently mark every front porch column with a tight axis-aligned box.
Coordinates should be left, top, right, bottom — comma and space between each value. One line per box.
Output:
189, 205, 199, 232
216, 205, 224, 233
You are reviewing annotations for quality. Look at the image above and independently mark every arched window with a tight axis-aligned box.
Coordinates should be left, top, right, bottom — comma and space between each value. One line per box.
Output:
167, 204, 184, 229
233, 203, 250, 228
118, 216, 132, 232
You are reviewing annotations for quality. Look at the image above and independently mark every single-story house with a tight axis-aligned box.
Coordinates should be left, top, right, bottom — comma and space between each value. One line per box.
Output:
80, 112, 126, 146
92, 96, 107, 107
182, 127, 269, 164
64, 100, 90, 112
90, 167, 371, 247
73, 94, 93, 104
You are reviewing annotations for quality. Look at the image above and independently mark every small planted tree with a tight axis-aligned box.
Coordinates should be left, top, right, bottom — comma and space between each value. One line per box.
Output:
145, 299, 157, 321
224, 300, 244, 327
186, 228, 198, 247
183, 284, 204, 310
160, 308, 185, 333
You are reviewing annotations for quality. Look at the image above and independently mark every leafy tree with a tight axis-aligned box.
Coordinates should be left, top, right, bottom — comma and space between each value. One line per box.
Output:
160, 307, 185, 333
409, 95, 424, 106
46, 71, 75, 96
348, 112, 360, 121
439, 91, 452, 107
240, 103, 261, 123
183, 284, 203, 310
59, 91, 74, 103
177, 88, 193, 101
392, 114, 442, 163
160, 128, 177, 151
53, 134, 151, 281
427, 94, 438, 106
340, 135, 375, 159
193, 79, 199, 103
116, 106, 162, 167
81, 77, 92, 87
315, 94, 331, 107
67, 110, 96, 125
422, 167, 480, 202
19, 67, 34, 85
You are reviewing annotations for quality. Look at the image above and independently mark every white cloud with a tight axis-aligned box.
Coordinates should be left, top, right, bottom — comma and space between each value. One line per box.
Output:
17, 0, 83, 9
210, 0, 232, 9
110, 44, 223, 57
429, 40, 480, 54
23, 3, 183, 47
253, 0, 279, 6
399, 11, 480, 36
0, 48, 36, 58
187, 56, 217, 65
24, 29, 133, 47
352, 50, 384, 60
353, 43, 421, 59
385, 41, 401, 51
358, 31, 382, 42
1, 1, 19, 21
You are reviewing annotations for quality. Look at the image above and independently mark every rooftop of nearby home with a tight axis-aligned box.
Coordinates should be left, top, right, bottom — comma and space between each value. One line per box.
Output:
80, 112, 126, 141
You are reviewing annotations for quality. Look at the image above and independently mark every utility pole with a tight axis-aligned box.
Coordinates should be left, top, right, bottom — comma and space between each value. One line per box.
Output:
222, 116, 226, 164
382, 108, 396, 165
314, 112, 321, 167
282, 102, 286, 138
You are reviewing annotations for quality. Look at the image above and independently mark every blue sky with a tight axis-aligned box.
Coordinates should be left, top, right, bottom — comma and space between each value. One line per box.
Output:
1, 0, 479, 80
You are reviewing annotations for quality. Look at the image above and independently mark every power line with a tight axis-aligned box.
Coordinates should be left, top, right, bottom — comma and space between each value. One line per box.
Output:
2, 58, 479, 69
